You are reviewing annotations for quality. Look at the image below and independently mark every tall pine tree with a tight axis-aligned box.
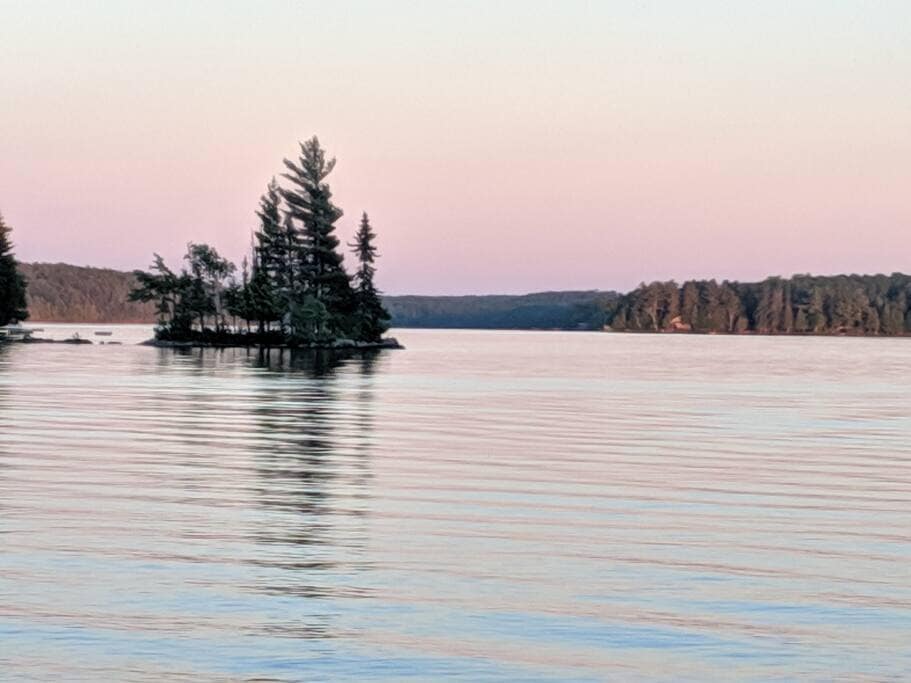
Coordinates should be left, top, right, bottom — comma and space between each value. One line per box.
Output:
0, 213, 29, 326
349, 212, 390, 342
250, 179, 286, 331
281, 137, 354, 339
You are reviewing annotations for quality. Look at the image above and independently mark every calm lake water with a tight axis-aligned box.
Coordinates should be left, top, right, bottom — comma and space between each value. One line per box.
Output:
1, 326, 909, 681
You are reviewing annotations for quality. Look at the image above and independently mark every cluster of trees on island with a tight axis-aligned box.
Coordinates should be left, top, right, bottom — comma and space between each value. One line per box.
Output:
607, 274, 911, 335
129, 137, 391, 345
0, 213, 29, 327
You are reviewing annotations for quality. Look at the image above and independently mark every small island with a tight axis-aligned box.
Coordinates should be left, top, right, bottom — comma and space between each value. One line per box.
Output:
129, 137, 400, 351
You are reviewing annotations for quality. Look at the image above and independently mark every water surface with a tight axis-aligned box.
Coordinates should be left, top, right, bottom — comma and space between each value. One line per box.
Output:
1, 327, 909, 680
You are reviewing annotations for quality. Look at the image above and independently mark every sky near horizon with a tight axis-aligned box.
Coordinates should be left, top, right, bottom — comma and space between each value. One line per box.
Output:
1, 1, 909, 295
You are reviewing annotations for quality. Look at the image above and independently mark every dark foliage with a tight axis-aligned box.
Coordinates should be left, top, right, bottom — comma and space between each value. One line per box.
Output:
0, 213, 29, 325
608, 274, 911, 335
385, 291, 616, 330
349, 213, 390, 342
130, 137, 391, 345
281, 137, 356, 339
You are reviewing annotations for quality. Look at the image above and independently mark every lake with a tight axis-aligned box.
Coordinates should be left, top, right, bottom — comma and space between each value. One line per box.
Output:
1, 326, 909, 681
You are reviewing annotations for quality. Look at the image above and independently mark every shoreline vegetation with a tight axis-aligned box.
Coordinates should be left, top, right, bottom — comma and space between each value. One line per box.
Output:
3, 139, 911, 340
0, 212, 28, 327
11, 270, 911, 339
607, 274, 911, 336
18, 268, 617, 330
128, 136, 399, 351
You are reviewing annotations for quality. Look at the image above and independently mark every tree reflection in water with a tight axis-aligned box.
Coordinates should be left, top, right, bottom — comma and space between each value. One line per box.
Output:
0, 344, 10, 516
248, 348, 382, 640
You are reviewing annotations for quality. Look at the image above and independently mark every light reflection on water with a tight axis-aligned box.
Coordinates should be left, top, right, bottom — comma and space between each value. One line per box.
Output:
1, 327, 910, 681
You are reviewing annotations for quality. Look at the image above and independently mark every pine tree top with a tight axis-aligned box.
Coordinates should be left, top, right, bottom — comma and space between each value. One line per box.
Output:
350, 212, 379, 264
0, 212, 13, 254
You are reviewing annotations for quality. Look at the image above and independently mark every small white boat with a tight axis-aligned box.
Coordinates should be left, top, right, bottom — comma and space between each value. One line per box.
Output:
0, 325, 34, 341
94, 331, 114, 337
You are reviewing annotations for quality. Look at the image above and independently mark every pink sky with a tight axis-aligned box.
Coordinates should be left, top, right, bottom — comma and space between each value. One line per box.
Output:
1, 1, 908, 294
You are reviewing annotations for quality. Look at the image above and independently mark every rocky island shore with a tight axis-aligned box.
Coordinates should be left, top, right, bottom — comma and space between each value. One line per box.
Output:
140, 336, 403, 350
1, 329, 402, 350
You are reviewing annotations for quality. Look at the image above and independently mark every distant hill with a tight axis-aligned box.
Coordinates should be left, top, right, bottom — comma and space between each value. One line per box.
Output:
20, 263, 157, 323
20, 262, 616, 329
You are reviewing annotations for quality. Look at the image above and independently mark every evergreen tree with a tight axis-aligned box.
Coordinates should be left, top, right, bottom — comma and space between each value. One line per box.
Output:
608, 304, 627, 331
0, 213, 28, 325
754, 278, 785, 333
281, 137, 354, 338
628, 282, 659, 331
676, 281, 698, 328
131, 254, 174, 326
130, 254, 194, 334
224, 275, 244, 332
184, 243, 234, 331
253, 179, 290, 324
694, 280, 723, 331
718, 282, 745, 332
247, 181, 287, 332
349, 212, 390, 341
780, 281, 794, 332
281, 213, 303, 315
657, 281, 680, 329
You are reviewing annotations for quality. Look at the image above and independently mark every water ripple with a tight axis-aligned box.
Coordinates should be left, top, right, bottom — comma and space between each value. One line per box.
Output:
1, 326, 910, 681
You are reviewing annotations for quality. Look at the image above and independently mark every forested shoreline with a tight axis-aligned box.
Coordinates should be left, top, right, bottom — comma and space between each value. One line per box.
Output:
388, 291, 615, 330
15, 267, 911, 337
608, 274, 911, 336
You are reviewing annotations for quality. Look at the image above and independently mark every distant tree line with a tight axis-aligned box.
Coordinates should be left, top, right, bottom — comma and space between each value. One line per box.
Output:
18, 262, 618, 330
387, 291, 616, 330
130, 137, 390, 344
0, 213, 29, 326
608, 274, 911, 335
